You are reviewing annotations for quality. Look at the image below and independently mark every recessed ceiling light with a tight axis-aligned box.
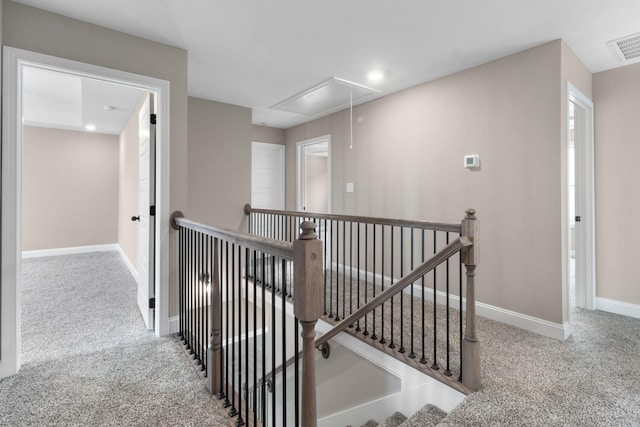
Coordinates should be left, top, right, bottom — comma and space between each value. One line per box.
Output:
85, 124, 96, 131
367, 70, 384, 82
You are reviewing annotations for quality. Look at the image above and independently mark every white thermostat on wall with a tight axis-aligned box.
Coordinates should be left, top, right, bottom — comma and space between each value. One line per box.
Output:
464, 154, 480, 169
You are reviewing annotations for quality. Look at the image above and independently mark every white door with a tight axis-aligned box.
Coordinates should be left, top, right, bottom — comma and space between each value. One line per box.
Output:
251, 142, 285, 209
567, 84, 595, 311
136, 93, 156, 329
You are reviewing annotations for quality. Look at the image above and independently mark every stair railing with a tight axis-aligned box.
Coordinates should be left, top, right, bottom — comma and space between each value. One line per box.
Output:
171, 212, 323, 427
244, 206, 480, 393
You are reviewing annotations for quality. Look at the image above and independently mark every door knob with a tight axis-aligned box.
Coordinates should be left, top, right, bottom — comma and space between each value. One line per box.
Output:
131, 215, 140, 222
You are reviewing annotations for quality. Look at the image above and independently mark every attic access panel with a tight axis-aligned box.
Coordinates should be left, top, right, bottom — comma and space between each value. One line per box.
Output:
271, 77, 379, 117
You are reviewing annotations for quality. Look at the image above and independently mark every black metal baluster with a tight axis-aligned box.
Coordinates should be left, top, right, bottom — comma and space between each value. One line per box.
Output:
179, 227, 184, 342
459, 252, 463, 383
261, 252, 267, 422
335, 220, 341, 321
388, 225, 396, 348
381, 225, 386, 345
421, 229, 427, 365
203, 234, 209, 373
294, 317, 300, 427
363, 223, 369, 336
245, 248, 250, 425
236, 245, 244, 426
341, 220, 346, 321
189, 229, 195, 355
329, 220, 334, 319
224, 242, 231, 407
432, 231, 439, 371
356, 222, 361, 331
281, 259, 287, 427
252, 250, 258, 426
399, 227, 405, 353
349, 221, 353, 321
270, 256, 276, 427
445, 232, 452, 376
323, 218, 328, 316
229, 244, 238, 417
371, 225, 377, 341
409, 228, 416, 359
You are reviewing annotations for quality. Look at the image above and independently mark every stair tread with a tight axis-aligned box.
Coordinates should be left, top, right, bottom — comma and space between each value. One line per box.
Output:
399, 404, 447, 427
380, 411, 407, 427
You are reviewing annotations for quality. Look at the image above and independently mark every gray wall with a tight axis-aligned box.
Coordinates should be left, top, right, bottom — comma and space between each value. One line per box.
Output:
22, 126, 119, 250
188, 97, 252, 230
593, 62, 640, 306
3, 1, 188, 317
286, 41, 567, 324
252, 125, 285, 145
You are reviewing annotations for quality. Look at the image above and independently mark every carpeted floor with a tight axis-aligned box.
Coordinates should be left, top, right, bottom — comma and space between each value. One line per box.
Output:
4, 252, 640, 426
0, 251, 229, 426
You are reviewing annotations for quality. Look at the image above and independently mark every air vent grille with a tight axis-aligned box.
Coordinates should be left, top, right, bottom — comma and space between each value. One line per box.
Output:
608, 33, 640, 62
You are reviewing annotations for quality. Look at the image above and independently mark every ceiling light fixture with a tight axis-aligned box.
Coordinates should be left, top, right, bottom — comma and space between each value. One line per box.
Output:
85, 124, 96, 131
367, 70, 384, 82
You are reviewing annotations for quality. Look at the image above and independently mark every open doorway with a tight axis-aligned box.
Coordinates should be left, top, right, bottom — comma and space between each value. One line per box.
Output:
566, 83, 596, 316
296, 135, 331, 213
2, 47, 170, 378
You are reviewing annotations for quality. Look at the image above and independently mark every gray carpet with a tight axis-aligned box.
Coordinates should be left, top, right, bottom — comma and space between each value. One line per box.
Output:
1, 251, 229, 426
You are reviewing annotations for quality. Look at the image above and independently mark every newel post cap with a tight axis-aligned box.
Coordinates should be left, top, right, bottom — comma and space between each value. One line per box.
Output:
299, 221, 318, 240
243, 203, 252, 215
465, 208, 476, 220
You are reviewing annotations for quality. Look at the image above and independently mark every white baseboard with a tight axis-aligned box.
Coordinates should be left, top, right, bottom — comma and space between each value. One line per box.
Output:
22, 244, 119, 259
169, 316, 180, 334
329, 262, 569, 340
410, 284, 568, 340
117, 246, 138, 282
596, 297, 640, 320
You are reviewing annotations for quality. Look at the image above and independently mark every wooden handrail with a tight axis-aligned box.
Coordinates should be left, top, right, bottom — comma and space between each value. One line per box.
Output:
244, 204, 462, 233
173, 215, 294, 260
315, 236, 472, 348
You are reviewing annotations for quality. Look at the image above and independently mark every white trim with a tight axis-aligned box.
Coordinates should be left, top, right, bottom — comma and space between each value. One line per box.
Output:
1, 47, 171, 379
117, 245, 138, 281
596, 297, 640, 320
296, 134, 331, 213
410, 283, 569, 341
22, 244, 119, 259
169, 315, 181, 334
328, 261, 569, 340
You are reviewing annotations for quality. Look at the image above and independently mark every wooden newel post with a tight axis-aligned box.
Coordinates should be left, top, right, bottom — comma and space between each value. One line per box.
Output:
293, 221, 323, 427
207, 238, 223, 396
461, 209, 480, 391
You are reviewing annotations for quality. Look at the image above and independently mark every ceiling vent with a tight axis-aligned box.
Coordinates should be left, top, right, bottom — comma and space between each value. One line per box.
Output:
608, 32, 640, 62
271, 77, 379, 117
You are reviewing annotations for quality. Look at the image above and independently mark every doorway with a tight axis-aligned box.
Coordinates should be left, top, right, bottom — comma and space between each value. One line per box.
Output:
1, 47, 170, 378
296, 135, 331, 213
566, 83, 596, 315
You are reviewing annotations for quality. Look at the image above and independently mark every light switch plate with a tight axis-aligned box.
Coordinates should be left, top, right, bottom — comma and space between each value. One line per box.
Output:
346, 182, 354, 193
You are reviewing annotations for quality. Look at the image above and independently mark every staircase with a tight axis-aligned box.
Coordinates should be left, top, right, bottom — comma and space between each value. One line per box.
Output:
352, 404, 447, 427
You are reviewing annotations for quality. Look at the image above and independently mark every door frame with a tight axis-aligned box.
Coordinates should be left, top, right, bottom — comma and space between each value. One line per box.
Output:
296, 134, 331, 213
1, 47, 171, 378
565, 82, 596, 320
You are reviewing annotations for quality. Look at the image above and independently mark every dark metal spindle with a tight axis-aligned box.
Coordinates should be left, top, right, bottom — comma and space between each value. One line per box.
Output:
409, 228, 416, 359
380, 225, 386, 345
323, 218, 328, 316
371, 225, 377, 341
253, 250, 258, 426
349, 221, 353, 321
236, 245, 244, 426
224, 242, 231, 407
459, 253, 464, 383
281, 259, 287, 427
294, 318, 300, 427
229, 244, 237, 417
356, 222, 361, 331
445, 232, 452, 376
432, 231, 439, 371
421, 229, 427, 364
271, 256, 276, 427
399, 227, 405, 353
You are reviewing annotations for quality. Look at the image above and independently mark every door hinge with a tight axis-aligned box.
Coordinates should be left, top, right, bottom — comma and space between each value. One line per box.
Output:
149, 297, 155, 309
150, 205, 156, 216
150, 114, 157, 125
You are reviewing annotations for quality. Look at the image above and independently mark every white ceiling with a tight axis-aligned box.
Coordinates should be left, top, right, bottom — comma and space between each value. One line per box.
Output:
23, 66, 147, 135
13, 0, 640, 130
